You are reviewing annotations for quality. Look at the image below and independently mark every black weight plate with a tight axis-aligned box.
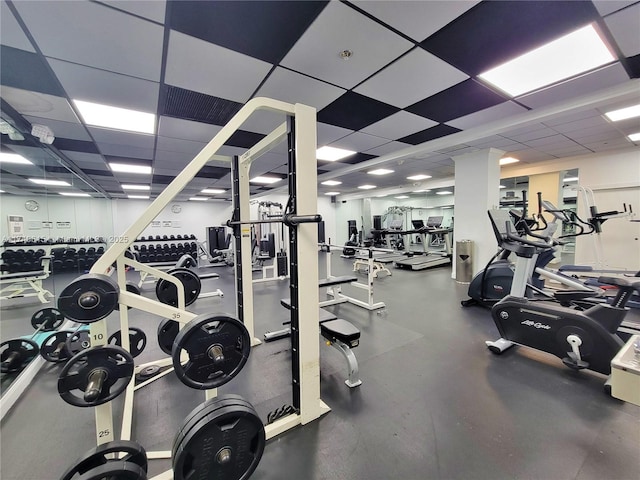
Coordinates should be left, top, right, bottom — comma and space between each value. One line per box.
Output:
74, 461, 146, 480
172, 395, 256, 456
58, 346, 134, 407
157, 319, 180, 356
173, 401, 265, 480
136, 365, 161, 381
60, 440, 148, 480
155, 268, 201, 307
40, 330, 74, 363
57, 273, 120, 324
65, 330, 91, 357
0, 338, 39, 373
172, 313, 251, 390
30, 307, 64, 332
115, 282, 141, 311
108, 327, 147, 358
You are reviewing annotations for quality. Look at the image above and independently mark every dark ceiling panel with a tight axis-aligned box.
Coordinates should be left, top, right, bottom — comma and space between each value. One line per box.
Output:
626, 53, 640, 78
0, 45, 64, 96
195, 165, 228, 179
318, 92, 399, 131
421, 1, 601, 75
52, 138, 100, 154
161, 85, 242, 125
398, 124, 461, 145
167, 1, 329, 64
225, 130, 265, 149
339, 152, 377, 165
406, 79, 508, 123
151, 174, 175, 185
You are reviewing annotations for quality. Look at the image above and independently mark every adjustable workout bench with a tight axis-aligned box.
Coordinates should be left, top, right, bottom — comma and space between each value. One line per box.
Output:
265, 298, 362, 388
0, 256, 53, 304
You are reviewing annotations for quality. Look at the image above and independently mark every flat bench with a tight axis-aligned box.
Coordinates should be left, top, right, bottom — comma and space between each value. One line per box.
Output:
319, 275, 358, 287
266, 297, 362, 388
0, 256, 53, 304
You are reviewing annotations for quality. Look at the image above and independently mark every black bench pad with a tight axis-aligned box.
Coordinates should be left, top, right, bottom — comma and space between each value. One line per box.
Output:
321, 319, 360, 346
319, 276, 358, 287
280, 298, 337, 322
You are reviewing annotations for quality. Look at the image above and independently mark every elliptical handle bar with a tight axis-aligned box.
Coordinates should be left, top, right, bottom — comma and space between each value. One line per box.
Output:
504, 222, 556, 249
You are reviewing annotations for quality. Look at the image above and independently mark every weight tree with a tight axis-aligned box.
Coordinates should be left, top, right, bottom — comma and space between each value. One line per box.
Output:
58, 98, 328, 474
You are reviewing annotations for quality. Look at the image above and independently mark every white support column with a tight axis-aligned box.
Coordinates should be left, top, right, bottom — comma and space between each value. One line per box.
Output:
452, 148, 503, 279
294, 103, 329, 423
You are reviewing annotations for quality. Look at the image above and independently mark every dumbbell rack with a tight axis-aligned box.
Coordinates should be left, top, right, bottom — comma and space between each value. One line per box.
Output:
72, 97, 328, 479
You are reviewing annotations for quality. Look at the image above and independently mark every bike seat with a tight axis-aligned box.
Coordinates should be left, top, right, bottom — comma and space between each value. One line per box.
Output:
553, 290, 599, 304
597, 276, 640, 292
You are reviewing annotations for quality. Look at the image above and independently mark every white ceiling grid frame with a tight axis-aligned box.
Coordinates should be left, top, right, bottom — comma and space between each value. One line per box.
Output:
354, 48, 469, 108
97, 143, 154, 160
101, 0, 167, 24
446, 101, 529, 130
0, 1, 35, 52
361, 110, 437, 139
550, 115, 615, 134
13, 0, 164, 81
157, 117, 222, 143
280, 1, 413, 89
88, 127, 155, 150
516, 63, 630, 109
351, 0, 481, 42
48, 59, 160, 113
503, 126, 559, 143
255, 67, 347, 111
1, 86, 79, 123
23, 116, 92, 141
604, 3, 640, 56
165, 30, 272, 103
364, 140, 412, 157
329, 131, 392, 152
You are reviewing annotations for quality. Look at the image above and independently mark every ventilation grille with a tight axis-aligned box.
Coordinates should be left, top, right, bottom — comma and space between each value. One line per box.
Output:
162, 86, 242, 126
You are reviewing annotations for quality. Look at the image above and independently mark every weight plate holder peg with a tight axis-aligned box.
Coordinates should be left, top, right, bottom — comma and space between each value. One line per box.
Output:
60, 440, 148, 480
65, 330, 92, 357
30, 307, 65, 331
58, 345, 134, 407
155, 268, 201, 307
171, 313, 250, 390
57, 274, 120, 324
172, 395, 265, 480
0, 338, 39, 374
157, 319, 180, 356
115, 282, 141, 311
40, 330, 75, 363
108, 327, 147, 358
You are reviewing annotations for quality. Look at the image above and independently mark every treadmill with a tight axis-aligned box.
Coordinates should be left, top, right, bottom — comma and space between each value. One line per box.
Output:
364, 219, 409, 263
394, 216, 453, 270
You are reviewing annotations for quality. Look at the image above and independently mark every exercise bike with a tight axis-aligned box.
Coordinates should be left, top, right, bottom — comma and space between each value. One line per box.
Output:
484, 209, 640, 383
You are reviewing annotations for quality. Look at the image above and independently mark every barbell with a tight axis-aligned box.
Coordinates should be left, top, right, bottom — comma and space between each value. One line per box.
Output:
226, 213, 321, 228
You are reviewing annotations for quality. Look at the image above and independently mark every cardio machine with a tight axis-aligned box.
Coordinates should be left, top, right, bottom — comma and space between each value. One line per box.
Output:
485, 209, 640, 381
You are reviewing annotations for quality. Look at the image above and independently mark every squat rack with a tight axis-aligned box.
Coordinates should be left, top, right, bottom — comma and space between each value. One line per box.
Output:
80, 97, 328, 475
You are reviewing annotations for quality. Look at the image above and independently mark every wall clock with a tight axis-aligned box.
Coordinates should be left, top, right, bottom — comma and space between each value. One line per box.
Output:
171, 204, 182, 214
24, 200, 39, 212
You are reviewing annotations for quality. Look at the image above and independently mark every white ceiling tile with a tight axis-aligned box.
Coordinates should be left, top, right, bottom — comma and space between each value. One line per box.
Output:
256, 67, 346, 111
61, 151, 105, 163
517, 64, 630, 109
153, 152, 192, 168
499, 123, 550, 137
355, 48, 468, 108
604, 4, 640, 56
361, 111, 437, 139
97, 143, 154, 159
280, 1, 413, 89
583, 137, 635, 151
550, 116, 613, 134
592, 0, 638, 16
524, 135, 579, 148
564, 125, 621, 142
158, 117, 222, 143
0, 1, 35, 52
503, 127, 559, 143
73, 160, 110, 170
542, 146, 592, 157
165, 30, 271, 103
351, 0, 480, 42
156, 136, 206, 155
329, 132, 390, 152
13, 1, 164, 80
240, 110, 287, 135
446, 102, 528, 130
365, 140, 411, 156
101, 0, 167, 24
89, 127, 155, 149
48, 59, 159, 113
542, 108, 602, 127
504, 149, 556, 162
1, 86, 79, 122
23, 116, 91, 141
317, 122, 352, 146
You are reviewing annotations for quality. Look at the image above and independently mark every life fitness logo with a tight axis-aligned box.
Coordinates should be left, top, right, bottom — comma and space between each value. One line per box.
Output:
521, 319, 551, 330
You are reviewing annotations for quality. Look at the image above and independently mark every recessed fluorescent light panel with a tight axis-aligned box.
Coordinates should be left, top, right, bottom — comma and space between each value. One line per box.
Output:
324, 191, 340, 196
499, 157, 519, 165
436, 191, 453, 195
479, 24, 615, 97
414, 189, 431, 193
0, 152, 33, 165
395, 195, 409, 199
563, 177, 579, 182
109, 163, 152, 174
316, 146, 356, 161
499, 185, 506, 189
407, 174, 432, 181
73, 100, 155, 134
376, 194, 387, 198
250, 176, 281, 184
604, 104, 640, 122
0, 190, 4, 193
358, 185, 376, 190
321, 180, 342, 186
128, 195, 149, 199
122, 184, 150, 191
368, 168, 394, 176
29, 178, 71, 186
628, 132, 640, 142
201, 188, 226, 194
59, 192, 91, 197
189, 197, 208, 201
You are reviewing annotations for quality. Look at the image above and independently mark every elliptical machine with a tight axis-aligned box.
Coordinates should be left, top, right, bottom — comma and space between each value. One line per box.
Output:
485, 209, 640, 381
